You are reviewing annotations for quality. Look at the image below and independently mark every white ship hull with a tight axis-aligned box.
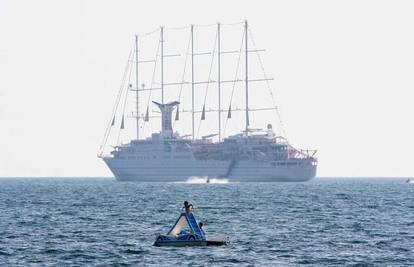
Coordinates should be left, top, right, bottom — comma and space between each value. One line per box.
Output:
103, 157, 316, 182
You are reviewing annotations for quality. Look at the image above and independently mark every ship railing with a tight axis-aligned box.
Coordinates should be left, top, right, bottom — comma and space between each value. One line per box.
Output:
288, 148, 317, 160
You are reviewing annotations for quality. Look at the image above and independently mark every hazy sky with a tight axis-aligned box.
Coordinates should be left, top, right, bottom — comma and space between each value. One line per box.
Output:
0, 0, 413, 177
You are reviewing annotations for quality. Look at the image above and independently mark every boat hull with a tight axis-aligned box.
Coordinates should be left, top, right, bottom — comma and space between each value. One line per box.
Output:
153, 239, 229, 247
153, 240, 208, 247
103, 157, 317, 182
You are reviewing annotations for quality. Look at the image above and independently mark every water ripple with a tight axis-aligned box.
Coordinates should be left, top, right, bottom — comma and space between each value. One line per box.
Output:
0, 178, 413, 266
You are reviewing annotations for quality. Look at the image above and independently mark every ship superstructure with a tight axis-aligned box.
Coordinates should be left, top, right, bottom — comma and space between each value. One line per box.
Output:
98, 21, 317, 182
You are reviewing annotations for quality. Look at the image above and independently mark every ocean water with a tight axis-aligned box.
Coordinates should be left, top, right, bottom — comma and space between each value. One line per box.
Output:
0, 178, 413, 266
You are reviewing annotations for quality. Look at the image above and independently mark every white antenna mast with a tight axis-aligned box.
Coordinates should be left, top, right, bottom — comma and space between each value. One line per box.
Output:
245, 20, 249, 135
217, 22, 221, 142
191, 25, 195, 140
135, 35, 139, 140
161, 26, 164, 104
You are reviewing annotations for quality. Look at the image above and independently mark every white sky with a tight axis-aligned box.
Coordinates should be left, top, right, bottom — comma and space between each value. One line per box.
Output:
0, 0, 413, 177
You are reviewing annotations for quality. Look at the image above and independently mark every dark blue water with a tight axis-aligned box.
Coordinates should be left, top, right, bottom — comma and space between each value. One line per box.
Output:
0, 178, 413, 266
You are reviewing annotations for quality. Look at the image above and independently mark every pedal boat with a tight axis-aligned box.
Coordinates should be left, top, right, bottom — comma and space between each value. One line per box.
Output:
153, 212, 230, 247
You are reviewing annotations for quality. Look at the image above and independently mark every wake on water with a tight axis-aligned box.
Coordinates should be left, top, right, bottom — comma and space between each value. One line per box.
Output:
182, 177, 230, 184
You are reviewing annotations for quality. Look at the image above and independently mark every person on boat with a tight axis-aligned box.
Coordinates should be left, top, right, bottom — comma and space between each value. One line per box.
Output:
198, 222, 206, 235
183, 201, 193, 213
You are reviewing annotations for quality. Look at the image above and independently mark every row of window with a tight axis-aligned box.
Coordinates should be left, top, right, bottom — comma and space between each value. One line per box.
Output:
118, 156, 152, 160
271, 161, 313, 166
117, 155, 191, 160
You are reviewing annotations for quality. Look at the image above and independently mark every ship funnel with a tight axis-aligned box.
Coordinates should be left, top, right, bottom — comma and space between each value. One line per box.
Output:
152, 101, 180, 136
267, 123, 275, 137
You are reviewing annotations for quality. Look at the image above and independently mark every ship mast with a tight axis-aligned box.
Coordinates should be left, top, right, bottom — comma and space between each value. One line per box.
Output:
244, 20, 249, 135
191, 25, 195, 140
217, 22, 221, 142
135, 35, 139, 140
161, 26, 164, 104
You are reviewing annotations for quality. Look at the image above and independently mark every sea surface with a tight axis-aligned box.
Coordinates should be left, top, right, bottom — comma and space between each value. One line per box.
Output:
0, 178, 413, 266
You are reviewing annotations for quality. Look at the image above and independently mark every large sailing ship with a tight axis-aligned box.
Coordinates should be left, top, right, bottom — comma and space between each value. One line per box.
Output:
98, 21, 317, 182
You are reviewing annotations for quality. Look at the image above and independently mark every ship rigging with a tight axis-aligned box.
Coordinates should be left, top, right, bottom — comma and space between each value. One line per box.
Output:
98, 21, 317, 182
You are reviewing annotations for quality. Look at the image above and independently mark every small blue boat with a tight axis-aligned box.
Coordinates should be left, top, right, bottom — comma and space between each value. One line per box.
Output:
153, 212, 230, 247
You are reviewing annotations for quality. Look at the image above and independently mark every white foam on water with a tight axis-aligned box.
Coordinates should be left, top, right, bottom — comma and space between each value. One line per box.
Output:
184, 177, 229, 184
